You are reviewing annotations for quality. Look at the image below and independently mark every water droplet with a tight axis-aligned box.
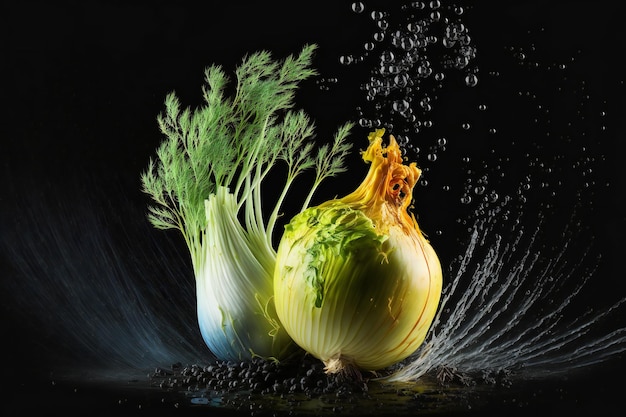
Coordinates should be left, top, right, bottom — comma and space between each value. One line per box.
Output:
394, 73, 409, 88
351, 2, 365, 13
462, 122, 471, 130
400, 36, 415, 51
427, 153, 437, 161
407, 22, 421, 33
465, 73, 479, 87
461, 195, 472, 204
371, 10, 384, 21
339, 55, 354, 65
392, 99, 410, 113
380, 50, 395, 63
358, 118, 371, 128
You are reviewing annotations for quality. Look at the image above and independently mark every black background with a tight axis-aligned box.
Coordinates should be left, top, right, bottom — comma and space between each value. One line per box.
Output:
3, 1, 626, 416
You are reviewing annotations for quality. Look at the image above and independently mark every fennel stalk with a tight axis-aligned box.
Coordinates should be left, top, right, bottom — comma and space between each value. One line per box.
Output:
141, 44, 352, 361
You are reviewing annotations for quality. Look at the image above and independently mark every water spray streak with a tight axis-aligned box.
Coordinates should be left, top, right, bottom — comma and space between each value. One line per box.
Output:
2, 179, 206, 372
390, 204, 626, 382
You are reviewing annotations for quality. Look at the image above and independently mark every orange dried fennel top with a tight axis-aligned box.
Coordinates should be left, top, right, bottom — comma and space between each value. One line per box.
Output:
331, 129, 422, 236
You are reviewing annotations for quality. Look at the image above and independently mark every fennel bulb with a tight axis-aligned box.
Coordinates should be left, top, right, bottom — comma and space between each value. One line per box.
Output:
274, 128, 442, 373
142, 44, 353, 361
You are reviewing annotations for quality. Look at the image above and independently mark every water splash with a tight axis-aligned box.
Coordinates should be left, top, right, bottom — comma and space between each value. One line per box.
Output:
329, 1, 626, 381
1, 175, 207, 374
389, 202, 626, 382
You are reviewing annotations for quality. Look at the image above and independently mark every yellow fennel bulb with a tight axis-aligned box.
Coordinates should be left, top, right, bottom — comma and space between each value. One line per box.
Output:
274, 128, 442, 374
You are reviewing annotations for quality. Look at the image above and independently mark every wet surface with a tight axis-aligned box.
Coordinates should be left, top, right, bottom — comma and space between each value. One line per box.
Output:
5, 359, 624, 417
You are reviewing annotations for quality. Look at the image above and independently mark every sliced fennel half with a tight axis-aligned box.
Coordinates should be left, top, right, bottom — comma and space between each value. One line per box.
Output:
141, 44, 352, 361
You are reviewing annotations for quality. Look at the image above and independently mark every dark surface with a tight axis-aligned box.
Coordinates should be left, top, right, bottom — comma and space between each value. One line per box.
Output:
3, 1, 626, 416
6, 360, 626, 417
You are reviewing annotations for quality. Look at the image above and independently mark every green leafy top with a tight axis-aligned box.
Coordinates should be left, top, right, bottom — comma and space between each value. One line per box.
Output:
141, 44, 353, 263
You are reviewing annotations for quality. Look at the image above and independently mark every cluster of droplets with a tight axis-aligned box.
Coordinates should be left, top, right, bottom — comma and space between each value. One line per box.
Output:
339, 1, 478, 140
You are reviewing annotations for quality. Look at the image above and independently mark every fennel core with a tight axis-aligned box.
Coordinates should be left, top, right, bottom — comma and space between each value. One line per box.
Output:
141, 44, 353, 361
